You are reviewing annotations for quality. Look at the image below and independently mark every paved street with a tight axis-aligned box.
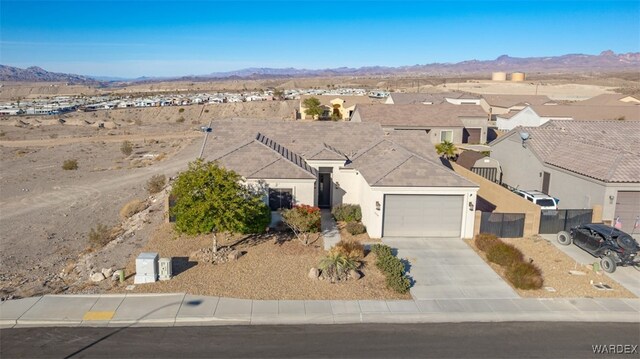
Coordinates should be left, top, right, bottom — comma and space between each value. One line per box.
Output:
2, 322, 638, 358
541, 234, 640, 297
383, 237, 518, 300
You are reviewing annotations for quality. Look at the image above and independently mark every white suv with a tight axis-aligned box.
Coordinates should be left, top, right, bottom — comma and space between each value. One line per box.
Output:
513, 189, 559, 210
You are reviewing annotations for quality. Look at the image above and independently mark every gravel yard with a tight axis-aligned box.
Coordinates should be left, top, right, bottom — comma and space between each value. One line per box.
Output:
466, 236, 636, 298
107, 223, 409, 300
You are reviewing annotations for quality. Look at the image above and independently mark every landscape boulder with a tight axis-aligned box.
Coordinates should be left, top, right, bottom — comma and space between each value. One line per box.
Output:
308, 267, 320, 280
227, 250, 242, 261
90, 272, 105, 282
101, 268, 113, 278
349, 269, 362, 280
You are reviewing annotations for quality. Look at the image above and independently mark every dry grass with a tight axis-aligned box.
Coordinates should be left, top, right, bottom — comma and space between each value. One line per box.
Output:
337, 221, 379, 244
110, 224, 409, 300
119, 199, 146, 219
466, 236, 636, 298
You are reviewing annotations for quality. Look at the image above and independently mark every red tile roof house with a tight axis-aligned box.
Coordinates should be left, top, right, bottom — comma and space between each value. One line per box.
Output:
201, 120, 479, 238
490, 120, 640, 233
350, 103, 489, 144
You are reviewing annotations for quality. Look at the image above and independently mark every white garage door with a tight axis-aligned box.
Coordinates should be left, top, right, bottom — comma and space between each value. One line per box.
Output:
383, 195, 464, 237
615, 191, 640, 233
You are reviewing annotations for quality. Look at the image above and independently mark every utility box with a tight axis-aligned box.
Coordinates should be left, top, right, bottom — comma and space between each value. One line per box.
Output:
134, 252, 158, 284
158, 257, 172, 281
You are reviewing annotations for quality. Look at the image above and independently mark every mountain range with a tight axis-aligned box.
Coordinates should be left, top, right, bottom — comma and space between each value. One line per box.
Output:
2, 50, 638, 84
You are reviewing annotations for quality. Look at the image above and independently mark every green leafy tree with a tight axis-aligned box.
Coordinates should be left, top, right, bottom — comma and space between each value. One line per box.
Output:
302, 97, 323, 120
170, 160, 271, 251
273, 89, 285, 100
435, 141, 457, 160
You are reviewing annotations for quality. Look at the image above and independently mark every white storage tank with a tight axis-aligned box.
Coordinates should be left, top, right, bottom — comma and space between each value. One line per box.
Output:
491, 72, 507, 81
511, 72, 526, 81
134, 252, 159, 284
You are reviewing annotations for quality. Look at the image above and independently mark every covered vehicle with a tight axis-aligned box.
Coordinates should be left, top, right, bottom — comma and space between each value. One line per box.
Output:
557, 223, 640, 273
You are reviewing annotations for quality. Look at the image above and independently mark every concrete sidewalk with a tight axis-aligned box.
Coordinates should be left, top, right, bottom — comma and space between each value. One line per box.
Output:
1, 294, 638, 328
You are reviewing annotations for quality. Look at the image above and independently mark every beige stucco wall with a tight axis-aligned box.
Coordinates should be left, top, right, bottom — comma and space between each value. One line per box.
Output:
451, 163, 541, 237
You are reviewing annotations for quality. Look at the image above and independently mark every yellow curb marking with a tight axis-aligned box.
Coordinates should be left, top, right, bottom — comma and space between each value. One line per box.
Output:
82, 311, 115, 321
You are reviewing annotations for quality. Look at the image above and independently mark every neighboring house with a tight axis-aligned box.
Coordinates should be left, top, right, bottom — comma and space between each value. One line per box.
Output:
490, 120, 640, 233
298, 95, 376, 120
480, 94, 555, 120
203, 120, 479, 238
384, 92, 481, 105
350, 103, 488, 144
457, 151, 503, 183
571, 94, 640, 107
496, 105, 640, 130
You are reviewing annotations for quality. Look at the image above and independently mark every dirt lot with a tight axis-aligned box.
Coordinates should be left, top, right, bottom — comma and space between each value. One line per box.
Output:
0, 101, 299, 300
467, 236, 636, 298
100, 223, 408, 300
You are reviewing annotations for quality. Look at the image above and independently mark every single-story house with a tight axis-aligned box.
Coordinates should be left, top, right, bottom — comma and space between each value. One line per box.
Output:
202, 120, 479, 238
490, 120, 640, 232
480, 94, 555, 120
298, 95, 377, 120
496, 104, 640, 130
350, 103, 489, 144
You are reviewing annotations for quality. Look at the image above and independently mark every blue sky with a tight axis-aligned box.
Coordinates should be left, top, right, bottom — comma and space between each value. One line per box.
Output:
1, 0, 639, 78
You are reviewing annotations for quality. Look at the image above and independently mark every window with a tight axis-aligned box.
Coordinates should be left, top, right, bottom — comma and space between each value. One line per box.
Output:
268, 188, 293, 211
440, 130, 453, 143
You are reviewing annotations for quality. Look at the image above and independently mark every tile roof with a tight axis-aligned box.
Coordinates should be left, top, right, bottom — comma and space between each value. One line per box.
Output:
502, 121, 640, 183
203, 120, 478, 188
345, 140, 477, 187
354, 103, 485, 128
482, 94, 554, 108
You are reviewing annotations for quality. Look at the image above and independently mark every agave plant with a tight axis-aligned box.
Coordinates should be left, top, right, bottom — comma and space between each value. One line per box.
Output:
319, 251, 358, 282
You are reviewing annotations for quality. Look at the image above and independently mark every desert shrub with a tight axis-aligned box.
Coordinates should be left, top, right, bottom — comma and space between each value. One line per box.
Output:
475, 233, 501, 252
176, 117, 185, 123
370, 244, 410, 293
119, 199, 146, 219
146, 174, 166, 194
121, 140, 133, 156
178, 108, 185, 113
281, 205, 321, 245
486, 242, 524, 267
319, 251, 358, 282
88, 223, 113, 247
506, 262, 544, 290
204, 109, 209, 113
62, 159, 78, 170
345, 221, 366, 235
386, 273, 411, 294
332, 204, 362, 222
370, 243, 393, 258
333, 239, 365, 260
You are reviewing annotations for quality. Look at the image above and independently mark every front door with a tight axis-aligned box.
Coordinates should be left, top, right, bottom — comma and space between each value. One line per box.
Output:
318, 173, 332, 208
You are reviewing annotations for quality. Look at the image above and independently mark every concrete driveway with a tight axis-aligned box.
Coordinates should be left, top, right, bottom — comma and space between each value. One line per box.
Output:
382, 238, 518, 300
541, 234, 640, 297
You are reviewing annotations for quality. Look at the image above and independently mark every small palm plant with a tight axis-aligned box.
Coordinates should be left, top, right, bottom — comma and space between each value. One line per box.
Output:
435, 141, 457, 160
319, 251, 359, 282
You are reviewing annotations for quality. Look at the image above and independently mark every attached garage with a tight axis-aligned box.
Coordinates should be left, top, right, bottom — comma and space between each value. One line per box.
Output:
463, 128, 482, 144
383, 194, 464, 237
615, 191, 640, 233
